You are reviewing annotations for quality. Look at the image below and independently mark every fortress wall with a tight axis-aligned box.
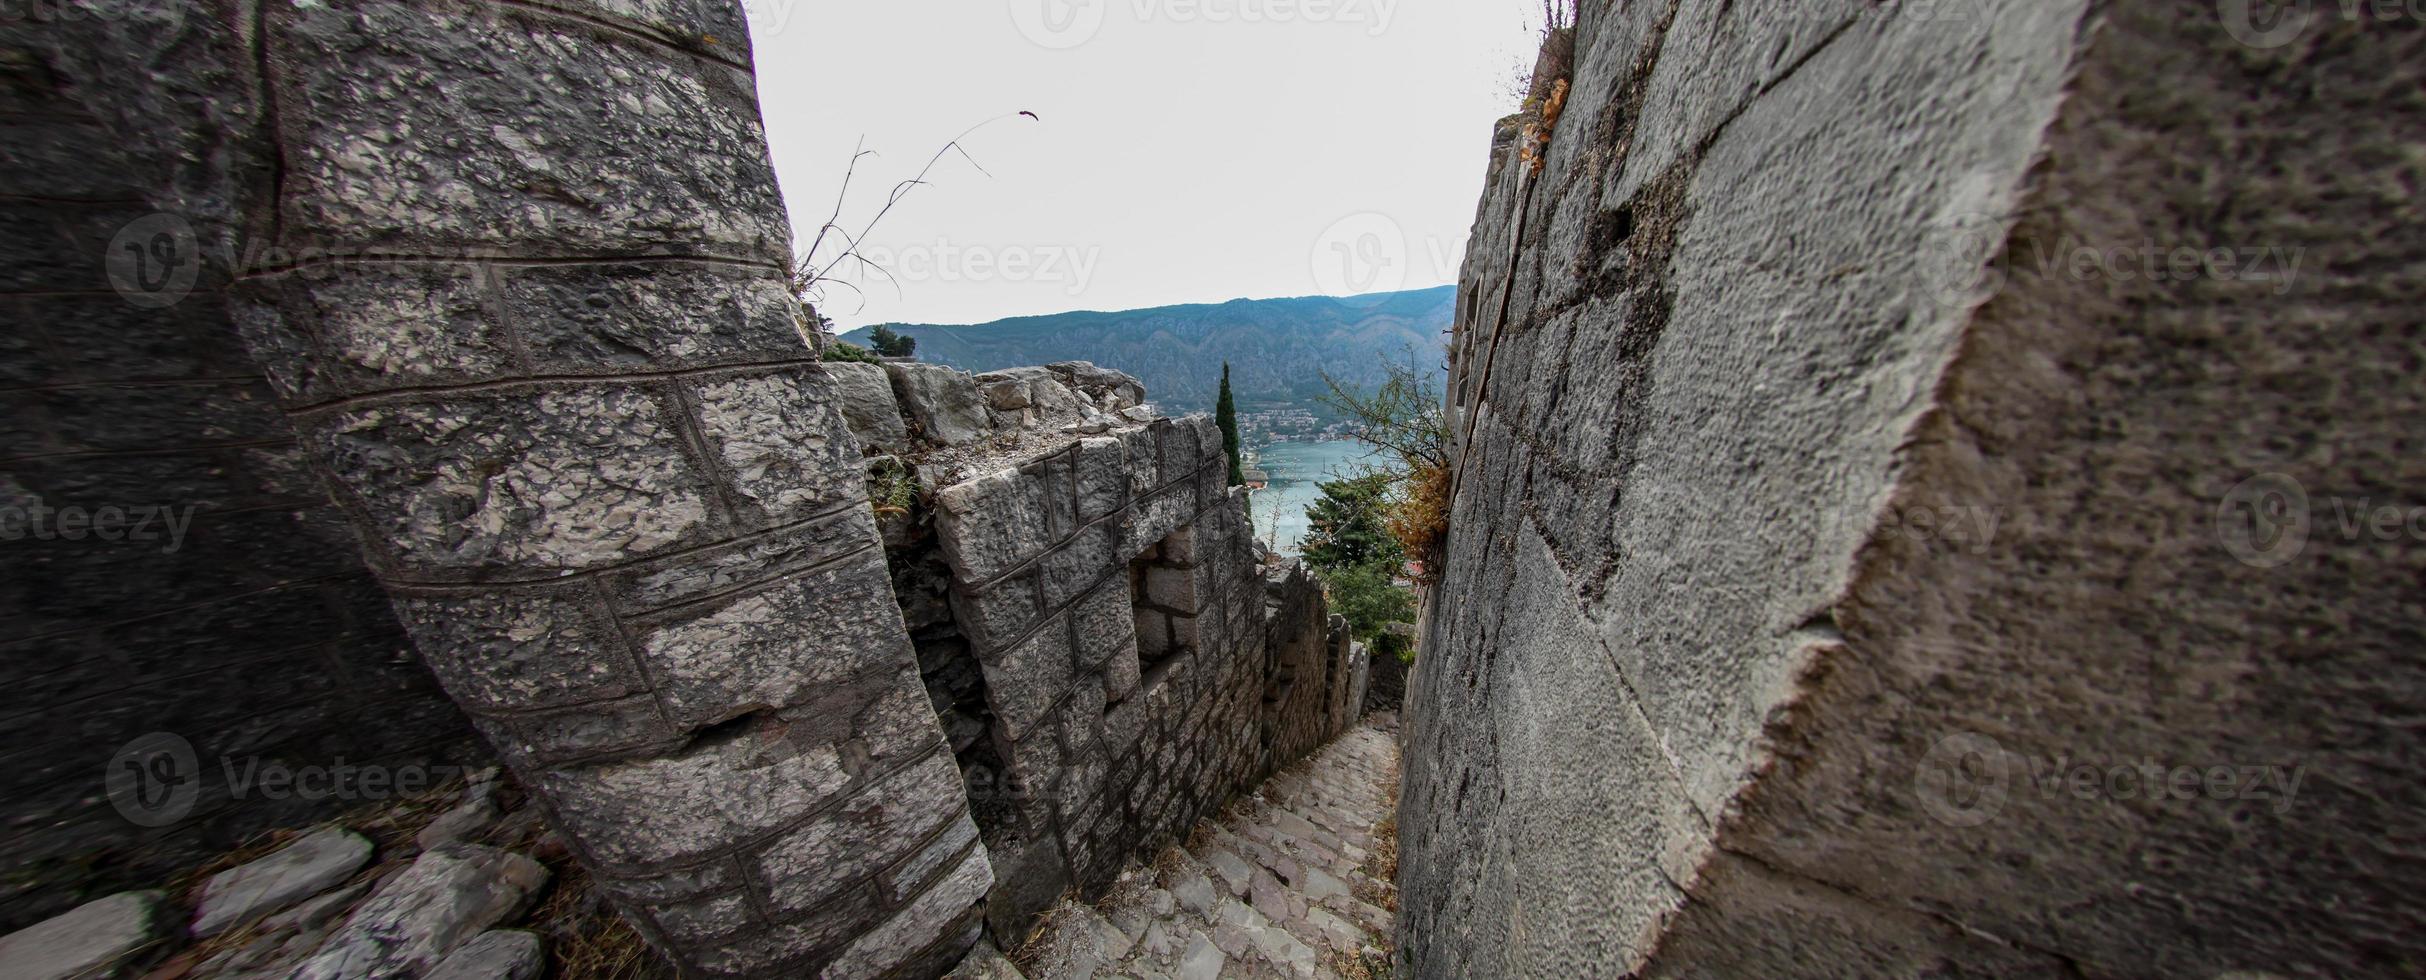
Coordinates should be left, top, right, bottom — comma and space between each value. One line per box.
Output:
1404, 1, 2424, 976
26, 1, 994, 974
0, 27, 485, 932
928, 414, 1285, 933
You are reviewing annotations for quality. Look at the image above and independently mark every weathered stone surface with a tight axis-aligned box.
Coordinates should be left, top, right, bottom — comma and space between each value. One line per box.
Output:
505, 263, 803, 373
1405, 1, 2426, 977
934, 469, 1051, 583
979, 616, 1075, 742
823, 848, 992, 979
293, 845, 547, 980
423, 929, 544, 980
943, 938, 1026, 980
309, 385, 714, 576
538, 716, 855, 867
392, 584, 639, 713
684, 369, 860, 526
192, 827, 374, 937
822, 362, 911, 452
269, 1, 788, 259
0, 891, 164, 980
751, 752, 967, 917
416, 793, 501, 850
885, 362, 992, 446
630, 549, 904, 732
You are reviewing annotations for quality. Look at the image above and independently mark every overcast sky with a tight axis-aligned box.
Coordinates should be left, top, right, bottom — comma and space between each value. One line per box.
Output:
743, 1, 1548, 329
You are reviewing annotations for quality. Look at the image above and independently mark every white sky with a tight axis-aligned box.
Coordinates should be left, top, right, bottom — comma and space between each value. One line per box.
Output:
743, 0, 1548, 329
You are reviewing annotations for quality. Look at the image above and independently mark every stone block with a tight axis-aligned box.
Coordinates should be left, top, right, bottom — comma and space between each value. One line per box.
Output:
1158, 417, 1200, 481
751, 752, 966, 917
506, 263, 803, 373
948, 574, 1039, 655
884, 362, 991, 446
1074, 436, 1127, 522
191, 827, 374, 937
1146, 565, 1201, 614
687, 888, 882, 977
292, 845, 547, 980
643, 889, 758, 946
820, 362, 910, 452
597, 504, 880, 614
424, 930, 545, 980
1026, 451, 1078, 540
882, 814, 981, 905
824, 849, 992, 979
0, 891, 165, 980
977, 616, 1075, 742
1040, 522, 1117, 612
682, 369, 861, 528
392, 583, 641, 713
1135, 607, 1172, 661
595, 860, 741, 907
629, 549, 908, 732
1070, 582, 1134, 671
254, 265, 513, 397
307, 384, 715, 577
471, 695, 676, 766
1118, 425, 1161, 498
1101, 645, 1142, 704
935, 469, 1051, 583
536, 722, 854, 867
270, 1, 788, 260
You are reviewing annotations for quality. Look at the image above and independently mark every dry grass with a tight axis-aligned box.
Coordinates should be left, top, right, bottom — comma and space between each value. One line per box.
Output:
1386, 463, 1452, 586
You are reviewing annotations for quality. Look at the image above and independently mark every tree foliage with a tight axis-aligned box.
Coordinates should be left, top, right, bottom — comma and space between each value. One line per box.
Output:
1319, 562, 1415, 654
1301, 474, 1403, 575
1318, 356, 1451, 581
866, 325, 917, 358
821, 340, 882, 364
1215, 362, 1244, 487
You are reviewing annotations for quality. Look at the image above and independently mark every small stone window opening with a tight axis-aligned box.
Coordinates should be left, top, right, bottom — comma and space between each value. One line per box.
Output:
1129, 528, 1201, 687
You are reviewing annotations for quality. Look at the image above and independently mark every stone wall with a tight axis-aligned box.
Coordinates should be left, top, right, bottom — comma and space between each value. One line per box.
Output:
22, 1, 996, 974
0, 31, 485, 931
837, 359, 1369, 940
1402, 1, 2423, 977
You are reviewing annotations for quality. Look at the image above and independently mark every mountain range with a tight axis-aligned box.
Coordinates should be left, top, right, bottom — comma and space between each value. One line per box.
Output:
841, 285, 1454, 414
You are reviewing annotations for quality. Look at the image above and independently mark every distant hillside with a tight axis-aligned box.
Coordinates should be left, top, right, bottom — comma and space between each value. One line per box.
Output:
842, 286, 1453, 414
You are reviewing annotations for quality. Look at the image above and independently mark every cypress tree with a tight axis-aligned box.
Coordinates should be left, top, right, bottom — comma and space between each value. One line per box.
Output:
1215, 362, 1245, 487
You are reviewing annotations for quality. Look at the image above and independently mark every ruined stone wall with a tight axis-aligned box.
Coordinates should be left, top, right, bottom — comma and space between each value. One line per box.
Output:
0, 28, 484, 931
1404, 1, 2423, 977
24, 1, 996, 974
835, 359, 1367, 939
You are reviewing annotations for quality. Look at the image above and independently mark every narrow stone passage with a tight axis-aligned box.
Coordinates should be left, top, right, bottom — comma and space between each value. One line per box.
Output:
979, 714, 1402, 979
